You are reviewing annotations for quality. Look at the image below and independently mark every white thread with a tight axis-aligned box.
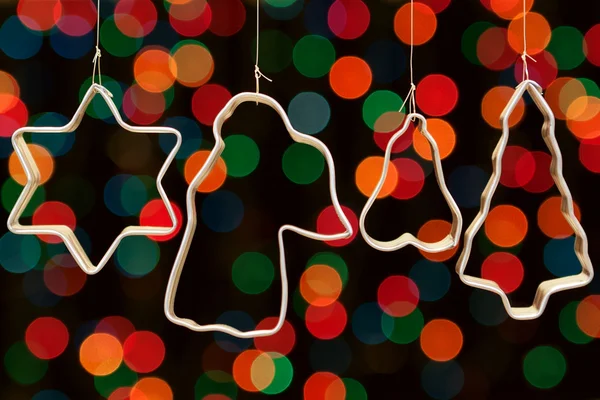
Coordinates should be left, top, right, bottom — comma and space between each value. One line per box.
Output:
400, 0, 417, 118
92, 0, 102, 86
521, 0, 536, 82
255, 0, 271, 102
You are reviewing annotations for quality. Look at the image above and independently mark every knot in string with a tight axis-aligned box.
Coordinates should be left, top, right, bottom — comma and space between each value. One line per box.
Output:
254, 65, 271, 104
520, 52, 536, 81
92, 46, 102, 85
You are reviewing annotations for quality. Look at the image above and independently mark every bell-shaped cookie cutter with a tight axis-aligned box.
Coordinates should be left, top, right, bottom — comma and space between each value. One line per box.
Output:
7, 83, 182, 275
360, 113, 462, 253
164, 92, 353, 338
455, 79, 594, 320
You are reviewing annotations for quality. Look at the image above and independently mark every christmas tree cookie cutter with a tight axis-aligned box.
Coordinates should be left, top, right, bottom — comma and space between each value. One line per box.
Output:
7, 83, 182, 275
359, 113, 462, 253
164, 92, 353, 338
455, 79, 594, 320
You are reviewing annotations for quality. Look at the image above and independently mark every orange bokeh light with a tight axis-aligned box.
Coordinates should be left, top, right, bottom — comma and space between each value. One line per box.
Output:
184, 150, 227, 193
507, 12, 551, 55
485, 205, 528, 247
130, 377, 174, 400
537, 196, 581, 239
482, 86, 525, 129
79, 333, 123, 376
576, 295, 600, 339
420, 319, 463, 362
394, 2, 437, 45
171, 43, 214, 88
329, 56, 372, 100
300, 264, 343, 307
413, 118, 456, 161
9, 144, 54, 185
545, 77, 586, 121
417, 219, 458, 262
355, 156, 398, 198
134, 48, 177, 93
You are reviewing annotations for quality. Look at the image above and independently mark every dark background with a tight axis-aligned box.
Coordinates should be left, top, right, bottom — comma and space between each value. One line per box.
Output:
1, 0, 599, 398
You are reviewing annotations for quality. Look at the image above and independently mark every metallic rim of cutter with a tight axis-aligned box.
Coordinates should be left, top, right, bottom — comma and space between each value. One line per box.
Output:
455, 79, 594, 320
164, 91, 353, 339
359, 113, 463, 253
7, 83, 182, 275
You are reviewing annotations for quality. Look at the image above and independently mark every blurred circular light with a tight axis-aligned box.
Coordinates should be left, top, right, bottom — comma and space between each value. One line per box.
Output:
523, 346, 566, 389
232, 252, 275, 295
394, 2, 437, 45
485, 205, 528, 247
4, 341, 48, 384
26, 317, 69, 360
420, 319, 463, 362
123, 331, 165, 373
416, 74, 459, 117
329, 56, 372, 100
80, 333, 124, 376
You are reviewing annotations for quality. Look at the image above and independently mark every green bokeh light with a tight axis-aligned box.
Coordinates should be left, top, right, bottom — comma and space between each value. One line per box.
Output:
120, 175, 147, 216
559, 301, 593, 344
116, 236, 160, 277
222, 135, 260, 178
195, 371, 238, 400
343, 378, 368, 400
4, 341, 48, 385
265, 0, 297, 7
293, 35, 336, 78
523, 346, 566, 389
362, 90, 403, 130
282, 143, 325, 185
1, 179, 45, 217
293, 287, 308, 319
94, 364, 138, 398
381, 308, 424, 344
0, 233, 41, 274
232, 252, 275, 295
306, 252, 348, 287
262, 353, 294, 395
578, 77, 600, 97
547, 26, 585, 70
101, 16, 143, 58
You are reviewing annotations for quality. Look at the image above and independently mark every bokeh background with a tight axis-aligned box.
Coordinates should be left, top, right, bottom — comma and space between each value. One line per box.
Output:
1, 0, 600, 398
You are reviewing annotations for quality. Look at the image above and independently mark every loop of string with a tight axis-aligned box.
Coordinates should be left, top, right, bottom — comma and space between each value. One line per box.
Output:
400, 0, 417, 118
92, 0, 102, 86
521, 0, 536, 82
255, 0, 271, 103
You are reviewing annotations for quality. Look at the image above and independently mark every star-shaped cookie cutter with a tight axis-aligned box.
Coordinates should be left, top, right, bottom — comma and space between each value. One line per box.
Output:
164, 92, 353, 338
360, 113, 462, 253
7, 83, 182, 275
455, 80, 594, 320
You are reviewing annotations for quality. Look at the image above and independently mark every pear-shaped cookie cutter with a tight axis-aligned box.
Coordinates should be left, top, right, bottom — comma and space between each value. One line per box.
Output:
7, 83, 182, 275
164, 92, 353, 338
360, 113, 462, 253
455, 80, 594, 320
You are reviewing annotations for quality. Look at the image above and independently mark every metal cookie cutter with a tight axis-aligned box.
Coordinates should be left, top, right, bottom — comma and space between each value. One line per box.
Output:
164, 92, 353, 339
7, 83, 182, 275
455, 80, 594, 320
360, 113, 462, 253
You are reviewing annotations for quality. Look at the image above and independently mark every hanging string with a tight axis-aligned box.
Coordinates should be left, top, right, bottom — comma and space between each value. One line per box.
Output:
255, 0, 272, 100
92, 0, 102, 86
520, 0, 536, 82
399, 0, 417, 117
